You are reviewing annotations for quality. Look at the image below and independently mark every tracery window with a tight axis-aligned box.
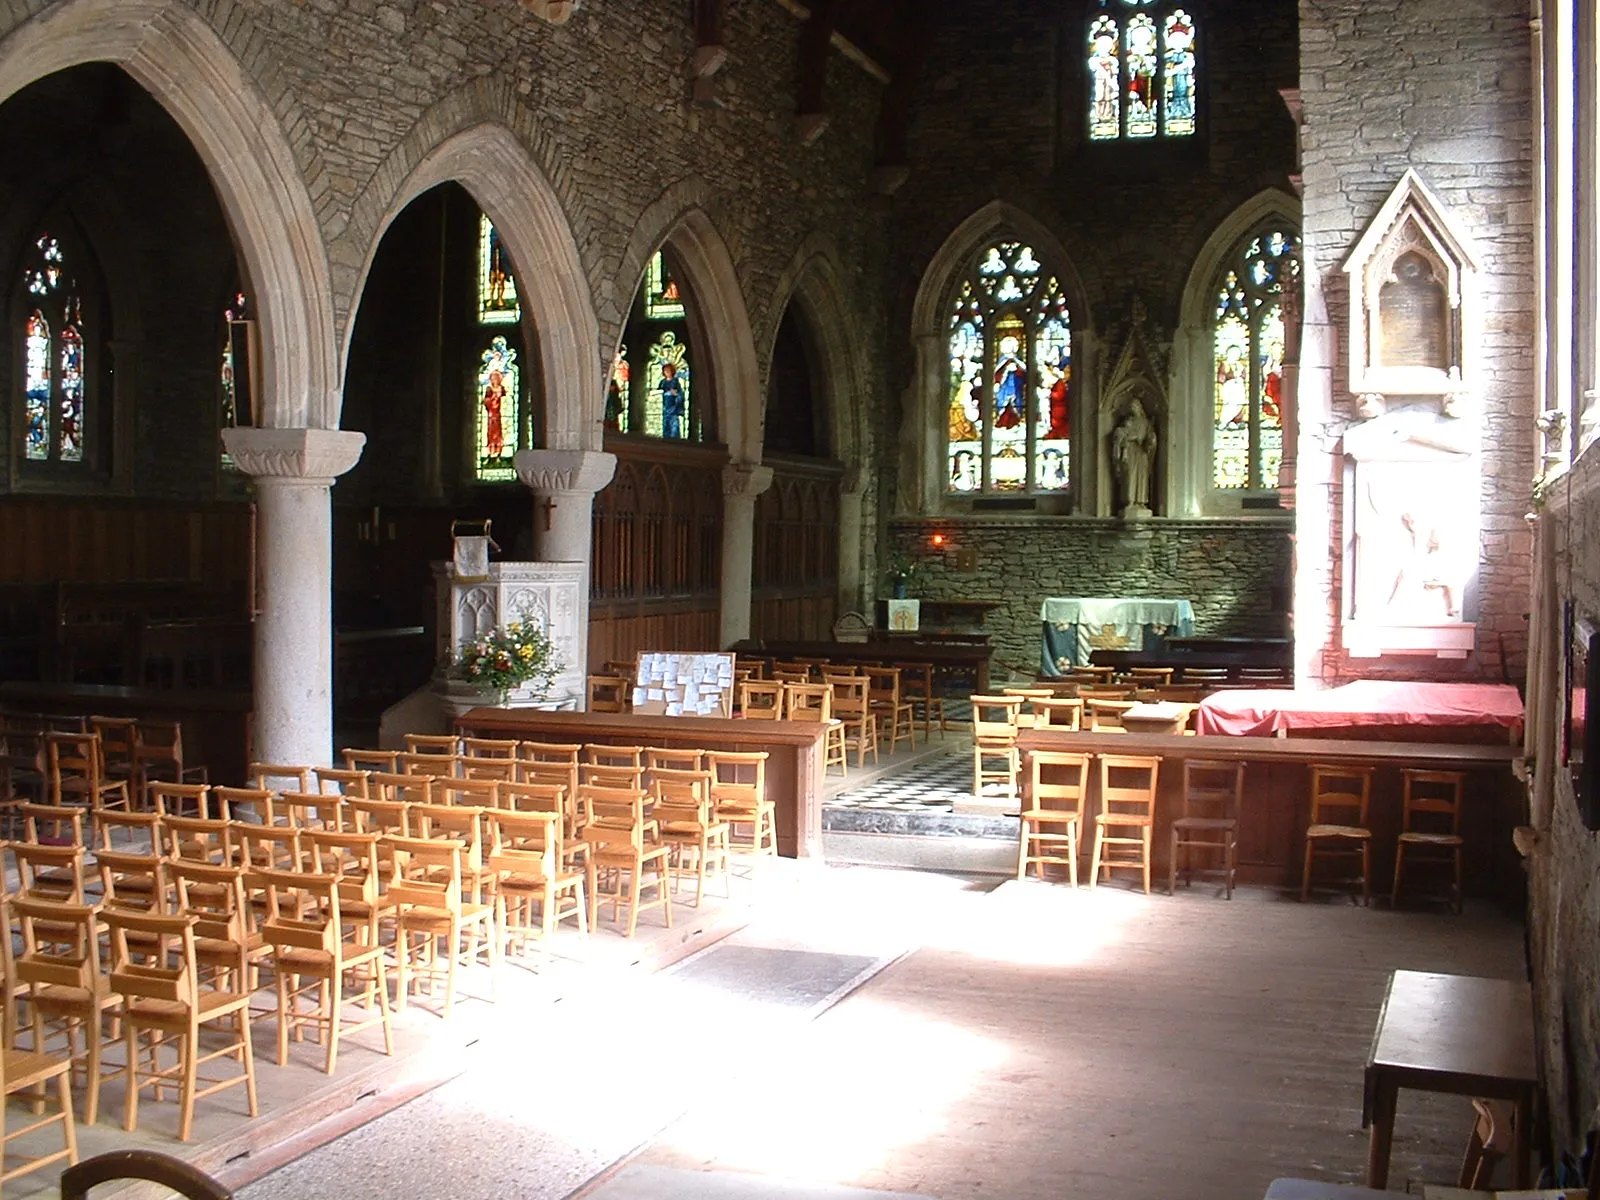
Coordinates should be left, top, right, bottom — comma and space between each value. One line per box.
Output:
1211, 228, 1299, 491
474, 214, 525, 481
946, 241, 1073, 495
19, 232, 92, 468
219, 290, 253, 471
606, 250, 706, 442
1088, 0, 1197, 142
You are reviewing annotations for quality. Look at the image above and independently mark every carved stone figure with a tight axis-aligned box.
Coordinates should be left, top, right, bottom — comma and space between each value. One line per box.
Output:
1112, 399, 1158, 516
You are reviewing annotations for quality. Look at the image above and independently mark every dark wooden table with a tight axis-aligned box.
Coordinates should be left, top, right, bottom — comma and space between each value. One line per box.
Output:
1363, 970, 1536, 1188
454, 708, 829, 858
733, 637, 992, 694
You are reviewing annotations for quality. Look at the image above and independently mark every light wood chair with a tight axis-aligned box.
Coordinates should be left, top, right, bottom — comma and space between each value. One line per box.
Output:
272, 791, 341, 831
463, 737, 521, 760
1302, 763, 1375, 906
498, 781, 587, 875
580, 785, 673, 937
304, 829, 392, 933
1089, 754, 1161, 894
400, 751, 461, 780
434, 777, 501, 811
342, 748, 400, 774
651, 768, 730, 906
0, 925, 78, 1190
586, 675, 631, 713
737, 679, 785, 720
9, 895, 117, 1126
257, 866, 393, 1075
209, 786, 273, 824
487, 810, 588, 960
248, 762, 312, 795
95, 848, 170, 918
102, 906, 258, 1141
147, 782, 210, 819
314, 767, 371, 803
707, 751, 776, 858
9, 841, 87, 904
386, 835, 499, 1018
782, 682, 833, 728
1017, 751, 1092, 886
160, 814, 239, 869
410, 803, 493, 906
461, 757, 519, 784
405, 734, 461, 757
18, 801, 85, 848
1169, 759, 1243, 898
1392, 768, 1466, 912
130, 721, 207, 809
581, 762, 646, 790
88, 715, 138, 785
1065, 666, 1116, 683
1085, 698, 1136, 731
830, 676, 879, 770
518, 741, 583, 798
645, 746, 707, 774
970, 695, 1023, 803
368, 771, 434, 806
1032, 697, 1083, 730
1122, 666, 1175, 686
92, 807, 163, 860
866, 667, 917, 752
344, 795, 413, 842
894, 661, 947, 739
1001, 687, 1056, 729
47, 732, 130, 811
167, 859, 274, 991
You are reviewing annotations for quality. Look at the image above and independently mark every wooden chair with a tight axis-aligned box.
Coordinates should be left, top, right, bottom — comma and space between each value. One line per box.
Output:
434, 777, 501, 811
970, 695, 1023, 803
47, 731, 130, 811
368, 771, 433, 805
498, 781, 587, 875
88, 715, 139, 784
581, 786, 673, 937
581, 761, 645, 790
147, 782, 210, 819
1017, 751, 1092, 886
59, 1149, 229, 1200
1078, 684, 1137, 701
1238, 666, 1293, 687
96, 848, 171, 919
1301, 764, 1375, 905
9, 841, 87, 904
168, 859, 274, 990
0, 726, 46, 808
19, 801, 85, 847
9, 895, 117, 1126
0, 927, 78, 1190
161, 815, 238, 868
1392, 769, 1466, 912
1065, 665, 1115, 683
1002, 687, 1056, 729
461, 757, 518, 784
272, 791, 340, 831
400, 751, 461, 780
314, 767, 371, 803
707, 751, 776, 858
257, 867, 394, 1075
386, 836, 498, 1017
130, 721, 208, 809
1032, 697, 1083, 730
101, 906, 258, 1141
782, 682, 833, 729
1089, 754, 1160, 894
586, 675, 630, 713
92, 807, 162, 857
866, 667, 916, 752
405, 734, 461, 758
1122, 666, 1175, 686
410, 803, 493, 904
1169, 759, 1243, 898
1180, 667, 1230, 685
1085, 699, 1136, 731
341, 748, 400, 775
487, 810, 588, 959
463, 737, 521, 760
830, 676, 878, 770
303, 830, 392, 934
518, 741, 582, 797
650, 768, 730, 906
210, 786, 273, 824
247, 762, 312, 795
645, 746, 706, 775
894, 661, 947, 739
344, 795, 413, 842
737, 679, 785, 720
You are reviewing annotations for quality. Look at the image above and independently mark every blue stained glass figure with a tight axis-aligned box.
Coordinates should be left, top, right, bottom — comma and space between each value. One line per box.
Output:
659, 361, 686, 439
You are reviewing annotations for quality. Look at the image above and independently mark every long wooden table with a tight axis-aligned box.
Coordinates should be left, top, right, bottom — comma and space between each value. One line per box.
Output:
1363, 970, 1536, 1188
1015, 729, 1523, 896
454, 708, 829, 858
733, 638, 992, 694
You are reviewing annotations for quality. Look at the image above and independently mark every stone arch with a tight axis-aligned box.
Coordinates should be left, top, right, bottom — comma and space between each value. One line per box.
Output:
0, 0, 338, 429
1172, 186, 1301, 515
340, 123, 601, 451
616, 186, 761, 463
902, 200, 1095, 515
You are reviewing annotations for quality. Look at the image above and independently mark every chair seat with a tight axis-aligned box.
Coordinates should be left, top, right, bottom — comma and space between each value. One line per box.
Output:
1095, 812, 1153, 828
1397, 831, 1463, 846
1306, 823, 1371, 840
127, 989, 251, 1026
1020, 810, 1079, 826
1173, 816, 1237, 832
3, 1047, 72, 1089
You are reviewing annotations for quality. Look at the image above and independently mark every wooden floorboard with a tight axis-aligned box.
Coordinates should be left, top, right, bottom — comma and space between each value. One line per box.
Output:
637, 880, 1526, 1199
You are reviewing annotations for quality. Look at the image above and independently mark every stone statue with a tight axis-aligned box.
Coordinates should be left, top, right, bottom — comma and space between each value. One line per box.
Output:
1112, 399, 1158, 516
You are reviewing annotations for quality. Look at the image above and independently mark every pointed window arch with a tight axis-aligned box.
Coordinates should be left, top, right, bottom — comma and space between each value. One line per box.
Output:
219, 289, 254, 471
608, 250, 709, 442
1087, 0, 1197, 142
17, 229, 99, 470
1211, 228, 1300, 491
474, 213, 528, 481
945, 240, 1073, 495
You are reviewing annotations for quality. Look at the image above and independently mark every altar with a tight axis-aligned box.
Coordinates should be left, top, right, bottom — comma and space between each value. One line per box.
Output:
1039, 596, 1196, 673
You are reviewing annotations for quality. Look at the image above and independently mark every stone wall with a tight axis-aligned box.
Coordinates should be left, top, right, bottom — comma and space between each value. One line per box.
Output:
888, 517, 1291, 676
1297, 0, 1536, 685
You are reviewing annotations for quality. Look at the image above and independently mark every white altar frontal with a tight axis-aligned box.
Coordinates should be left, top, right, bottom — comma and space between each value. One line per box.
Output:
1039, 596, 1196, 672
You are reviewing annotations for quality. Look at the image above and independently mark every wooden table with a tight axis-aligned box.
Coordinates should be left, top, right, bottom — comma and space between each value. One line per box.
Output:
733, 637, 992, 694
1119, 702, 1195, 735
1363, 970, 1537, 1189
454, 708, 829, 858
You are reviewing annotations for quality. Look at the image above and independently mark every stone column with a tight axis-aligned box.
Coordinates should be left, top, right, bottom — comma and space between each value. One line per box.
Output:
837, 465, 866, 615
720, 462, 774, 647
223, 427, 366, 768
514, 449, 617, 681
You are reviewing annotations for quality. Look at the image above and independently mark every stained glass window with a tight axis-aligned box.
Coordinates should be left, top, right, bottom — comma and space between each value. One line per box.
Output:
1212, 229, 1299, 491
476, 335, 520, 481
610, 248, 706, 442
19, 233, 90, 467
477, 215, 520, 325
1087, 1, 1197, 141
220, 291, 250, 471
944, 242, 1073, 495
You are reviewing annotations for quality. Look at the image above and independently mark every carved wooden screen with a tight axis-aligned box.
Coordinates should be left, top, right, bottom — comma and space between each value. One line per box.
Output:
750, 456, 842, 642
589, 439, 726, 666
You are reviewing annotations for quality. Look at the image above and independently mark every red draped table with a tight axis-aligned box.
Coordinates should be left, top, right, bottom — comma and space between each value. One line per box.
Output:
1195, 680, 1525, 740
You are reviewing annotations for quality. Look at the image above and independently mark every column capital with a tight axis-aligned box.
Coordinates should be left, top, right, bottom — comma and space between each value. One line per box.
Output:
223, 427, 366, 483
722, 462, 774, 498
515, 448, 616, 495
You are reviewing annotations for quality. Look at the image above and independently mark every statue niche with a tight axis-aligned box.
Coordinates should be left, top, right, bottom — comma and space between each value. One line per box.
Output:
1099, 296, 1168, 520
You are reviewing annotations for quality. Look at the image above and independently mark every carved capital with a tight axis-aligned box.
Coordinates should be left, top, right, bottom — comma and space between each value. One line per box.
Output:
222, 427, 366, 483
518, 0, 575, 23
722, 463, 774, 499
514, 449, 617, 495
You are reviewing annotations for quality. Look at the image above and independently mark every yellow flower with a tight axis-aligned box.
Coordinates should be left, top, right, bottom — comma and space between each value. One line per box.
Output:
519, 645, 534, 660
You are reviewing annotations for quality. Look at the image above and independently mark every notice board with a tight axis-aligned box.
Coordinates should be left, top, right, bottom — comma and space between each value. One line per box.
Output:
631, 651, 736, 718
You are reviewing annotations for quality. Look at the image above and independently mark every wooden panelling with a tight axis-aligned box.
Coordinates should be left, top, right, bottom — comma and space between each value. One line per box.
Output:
590, 437, 726, 662
750, 456, 841, 643
0, 497, 250, 585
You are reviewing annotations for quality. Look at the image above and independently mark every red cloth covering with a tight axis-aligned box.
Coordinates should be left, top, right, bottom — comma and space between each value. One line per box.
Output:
1194, 680, 1526, 738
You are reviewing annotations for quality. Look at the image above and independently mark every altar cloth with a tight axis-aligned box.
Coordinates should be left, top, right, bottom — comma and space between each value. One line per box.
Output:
1038, 597, 1195, 672
1194, 680, 1526, 738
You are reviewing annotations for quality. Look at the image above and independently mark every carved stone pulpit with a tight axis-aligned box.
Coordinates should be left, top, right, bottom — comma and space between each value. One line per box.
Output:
431, 560, 587, 708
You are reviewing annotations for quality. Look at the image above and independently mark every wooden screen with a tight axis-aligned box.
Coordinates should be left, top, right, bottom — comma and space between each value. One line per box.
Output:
589, 439, 725, 667
750, 456, 842, 643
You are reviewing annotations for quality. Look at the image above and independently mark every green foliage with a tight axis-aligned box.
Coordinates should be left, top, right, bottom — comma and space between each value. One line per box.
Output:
454, 617, 561, 695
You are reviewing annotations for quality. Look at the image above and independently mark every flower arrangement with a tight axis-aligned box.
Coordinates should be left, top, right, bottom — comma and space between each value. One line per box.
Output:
454, 617, 561, 698
885, 551, 924, 597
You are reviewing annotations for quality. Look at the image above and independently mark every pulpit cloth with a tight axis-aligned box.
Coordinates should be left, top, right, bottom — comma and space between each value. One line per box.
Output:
1194, 680, 1526, 738
1038, 597, 1196, 673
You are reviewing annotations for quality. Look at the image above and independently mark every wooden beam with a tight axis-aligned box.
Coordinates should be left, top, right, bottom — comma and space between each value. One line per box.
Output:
692, 0, 728, 103
871, 0, 939, 193
772, 0, 891, 85
794, 0, 842, 143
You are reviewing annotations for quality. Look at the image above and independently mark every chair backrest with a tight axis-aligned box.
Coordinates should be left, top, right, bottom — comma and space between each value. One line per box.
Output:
460, 758, 518, 783
385, 835, 465, 912
102, 906, 200, 1011
148, 781, 210, 818
315, 767, 371, 800
707, 750, 767, 807
10, 894, 101, 993
1079, 685, 1137, 701
864, 667, 902, 706
581, 762, 645, 789
783, 683, 833, 724
738, 680, 784, 720
209, 786, 272, 823
1028, 751, 1091, 817
59, 1149, 234, 1200
1401, 769, 1464, 835
650, 767, 714, 804
519, 740, 584, 765
1309, 764, 1374, 828
303, 829, 384, 909
514, 760, 575, 793
19, 802, 84, 846
580, 786, 649, 851
1086, 699, 1135, 731
400, 751, 460, 779
1124, 667, 1175, 684
1181, 759, 1244, 823
249, 762, 312, 794
368, 771, 433, 805
892, 662, 934, 698
1098, 754, 1160, 822
463, 737, 521, 760
587, 675, 630, 713
89, 715, 138, 775
274, 791, 339, 830
96, 848, 168, 912
342, 748, 400, 774
405, 734, 461, 757
1032, 698, 1083, 730
92, 807, 160, 854
645, 746, 706, 773
9, 841, 86, 901
1066, 666, 1115, 682
829, 676, 871, 720
166, 861, 252, 978
586, 743, 644, 769
412, 803, 486, 871
971, 695, 1023, 740
257, 867, 344, 958
344, 795, 411, 839
48, 730, 106, 800
1180, 667, 1230, 684
486, 810, 563, 883
161, 814, 237, 865
434, 777, 501, 809
498, 779, 568, 817
235, 823, 304, 873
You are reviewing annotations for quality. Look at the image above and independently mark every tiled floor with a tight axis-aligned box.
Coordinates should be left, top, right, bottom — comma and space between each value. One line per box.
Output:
825, 746, 986, 813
